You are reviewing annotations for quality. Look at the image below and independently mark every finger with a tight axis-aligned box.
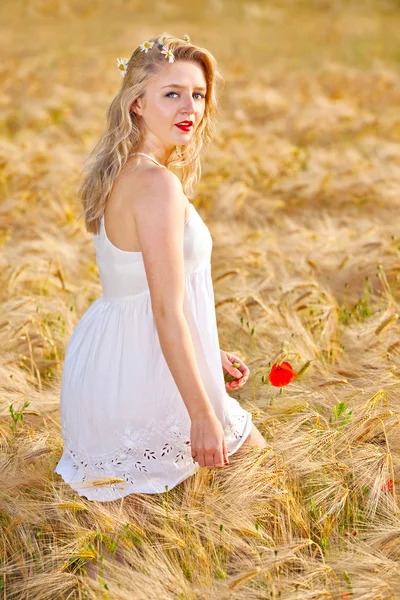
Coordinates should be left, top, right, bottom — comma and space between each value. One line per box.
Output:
199, 452, 207, 467
205, 451, 215, 468
192, 450, 203, 467
228, 356, 244, 376
235, 366, 249, 380
232, 359, 249, 378
214, 449, 225, 468
237, 368, 249, 379
231, 379, 243, 387
223, 438, 229, 464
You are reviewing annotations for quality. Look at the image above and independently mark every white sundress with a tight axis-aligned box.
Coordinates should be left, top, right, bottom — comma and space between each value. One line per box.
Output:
54, 152, 253, 502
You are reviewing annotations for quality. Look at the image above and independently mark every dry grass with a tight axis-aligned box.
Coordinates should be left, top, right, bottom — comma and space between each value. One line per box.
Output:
2, 0, 400, 598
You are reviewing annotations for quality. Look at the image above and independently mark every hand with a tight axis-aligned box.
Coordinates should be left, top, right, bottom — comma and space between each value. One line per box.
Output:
190, 410, 229, 468
221, 350, 250, 392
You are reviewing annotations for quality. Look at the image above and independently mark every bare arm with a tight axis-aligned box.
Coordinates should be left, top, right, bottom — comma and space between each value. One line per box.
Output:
132, 168, 212, 419
124, 167, 229, 467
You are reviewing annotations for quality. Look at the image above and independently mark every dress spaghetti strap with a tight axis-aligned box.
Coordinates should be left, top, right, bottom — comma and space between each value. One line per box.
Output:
131, 152, 166, 168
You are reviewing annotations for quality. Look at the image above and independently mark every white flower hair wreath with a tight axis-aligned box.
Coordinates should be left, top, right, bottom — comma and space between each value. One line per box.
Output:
116, 33, 191, 77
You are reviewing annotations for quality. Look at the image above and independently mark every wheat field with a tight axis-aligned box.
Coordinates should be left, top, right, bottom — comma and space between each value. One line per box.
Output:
2, 0, 400, 598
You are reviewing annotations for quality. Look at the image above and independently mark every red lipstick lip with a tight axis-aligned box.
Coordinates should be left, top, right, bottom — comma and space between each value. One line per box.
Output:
175, 123, 193, 131
175, 121, 193, 126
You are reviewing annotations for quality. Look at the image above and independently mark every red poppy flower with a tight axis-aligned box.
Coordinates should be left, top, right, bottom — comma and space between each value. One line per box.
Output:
381, 479, 394, 492
268, 361, 296, 387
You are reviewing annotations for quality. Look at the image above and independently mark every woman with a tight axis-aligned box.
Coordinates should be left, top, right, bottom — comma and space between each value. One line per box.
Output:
55, 33, 266, 502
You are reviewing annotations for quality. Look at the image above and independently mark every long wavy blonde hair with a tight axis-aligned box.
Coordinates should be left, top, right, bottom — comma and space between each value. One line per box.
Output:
78, 33, 224, 235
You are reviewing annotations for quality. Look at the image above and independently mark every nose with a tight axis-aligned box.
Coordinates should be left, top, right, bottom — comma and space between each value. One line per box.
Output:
179, 94, 196, 117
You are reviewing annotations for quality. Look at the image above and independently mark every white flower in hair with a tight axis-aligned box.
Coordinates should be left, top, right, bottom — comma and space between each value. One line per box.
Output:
158, 33, 170, 45
183, 33, 191, 43
116, 57, 129, 77
139, 40, 155, 53
160, 45, 175, 64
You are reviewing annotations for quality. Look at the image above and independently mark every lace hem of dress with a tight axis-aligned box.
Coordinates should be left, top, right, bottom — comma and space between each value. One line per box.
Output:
59, 404, 247, 491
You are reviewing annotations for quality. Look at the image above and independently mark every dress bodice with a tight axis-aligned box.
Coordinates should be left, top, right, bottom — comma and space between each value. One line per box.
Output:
92, 201, 213, 300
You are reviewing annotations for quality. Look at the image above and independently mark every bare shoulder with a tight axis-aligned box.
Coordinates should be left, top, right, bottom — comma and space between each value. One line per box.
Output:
115, 162, 184, 218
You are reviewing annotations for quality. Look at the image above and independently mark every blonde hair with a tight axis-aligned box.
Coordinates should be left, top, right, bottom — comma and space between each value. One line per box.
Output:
79, 34, 224, 234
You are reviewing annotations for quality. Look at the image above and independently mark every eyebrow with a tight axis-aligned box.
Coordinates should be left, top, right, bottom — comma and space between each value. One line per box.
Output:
162, 83, 207, 91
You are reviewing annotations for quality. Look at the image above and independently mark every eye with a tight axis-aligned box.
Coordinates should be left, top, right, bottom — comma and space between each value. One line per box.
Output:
165, 92, 205, 99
